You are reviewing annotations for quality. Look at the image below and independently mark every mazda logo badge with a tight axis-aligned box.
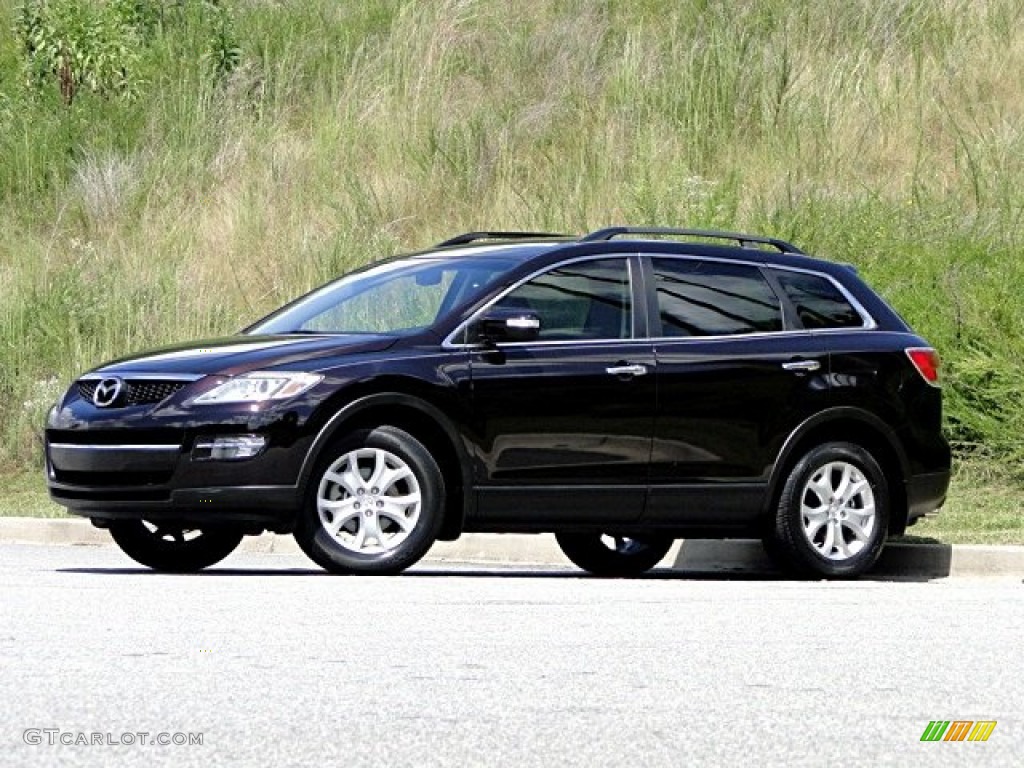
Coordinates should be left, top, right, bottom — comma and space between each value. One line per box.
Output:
92, 377, 124, 408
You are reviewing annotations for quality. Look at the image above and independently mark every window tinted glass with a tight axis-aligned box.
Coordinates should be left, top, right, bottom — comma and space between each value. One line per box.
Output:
772, 269, 863, 329
653, 259, 782, 337
492, 258, 631, 340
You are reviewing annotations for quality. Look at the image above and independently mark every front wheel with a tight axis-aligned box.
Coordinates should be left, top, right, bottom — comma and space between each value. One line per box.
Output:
294, 426, 445, 575
108, 521, 243, 572
773, 442, 889, 578
555, 533, 674, 577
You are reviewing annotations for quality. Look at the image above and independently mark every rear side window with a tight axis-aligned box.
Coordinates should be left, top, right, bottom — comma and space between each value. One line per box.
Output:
771, 269, 864, 329
492, 258, 632, 340
652, 259, 782, 337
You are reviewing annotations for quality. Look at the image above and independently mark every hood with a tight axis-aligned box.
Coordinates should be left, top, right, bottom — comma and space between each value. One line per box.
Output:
90, 334, 400, 377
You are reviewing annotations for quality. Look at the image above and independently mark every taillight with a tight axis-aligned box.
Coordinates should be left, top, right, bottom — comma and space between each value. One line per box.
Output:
906, 347, 940, 386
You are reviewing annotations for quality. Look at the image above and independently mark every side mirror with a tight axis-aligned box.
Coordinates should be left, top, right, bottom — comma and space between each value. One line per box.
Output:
474, 308, 541, 344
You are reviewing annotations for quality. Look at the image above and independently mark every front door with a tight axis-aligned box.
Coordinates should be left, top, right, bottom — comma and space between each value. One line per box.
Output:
467, 256, 655, 524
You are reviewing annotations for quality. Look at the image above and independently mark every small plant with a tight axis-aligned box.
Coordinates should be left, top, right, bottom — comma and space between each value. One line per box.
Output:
14, 0, 144, 105
12, 1, 243, 105
204, 1, 241, 82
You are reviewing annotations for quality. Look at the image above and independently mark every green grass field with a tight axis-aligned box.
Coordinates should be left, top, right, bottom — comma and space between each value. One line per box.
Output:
1, 0, 1021, 540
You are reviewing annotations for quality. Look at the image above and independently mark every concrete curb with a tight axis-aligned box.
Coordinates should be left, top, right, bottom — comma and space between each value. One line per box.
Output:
2, 516, 1022, 578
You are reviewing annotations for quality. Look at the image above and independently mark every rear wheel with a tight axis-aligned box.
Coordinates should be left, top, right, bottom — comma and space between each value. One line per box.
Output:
774, 442, 889, 578
108, 521, 243, 572
555, 533, 673, 577
294, 426, 445, 575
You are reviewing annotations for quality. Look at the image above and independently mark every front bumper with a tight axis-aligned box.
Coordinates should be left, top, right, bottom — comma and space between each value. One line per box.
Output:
45, 431, 309, 530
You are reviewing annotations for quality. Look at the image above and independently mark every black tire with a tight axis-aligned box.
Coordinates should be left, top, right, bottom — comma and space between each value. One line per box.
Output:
108, 521, 243, 572
555, 532, 674, 577
774, 442, 889, 579
294, 426, 445, 575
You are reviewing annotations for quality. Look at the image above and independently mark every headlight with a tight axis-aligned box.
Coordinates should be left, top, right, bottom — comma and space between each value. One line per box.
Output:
192, 372, 323, 404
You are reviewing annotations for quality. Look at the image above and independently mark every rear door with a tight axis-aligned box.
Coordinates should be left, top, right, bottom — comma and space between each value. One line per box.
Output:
646, 256, 830, 525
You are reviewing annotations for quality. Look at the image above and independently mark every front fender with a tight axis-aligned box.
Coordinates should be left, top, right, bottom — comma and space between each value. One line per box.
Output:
296, 392, 475, 526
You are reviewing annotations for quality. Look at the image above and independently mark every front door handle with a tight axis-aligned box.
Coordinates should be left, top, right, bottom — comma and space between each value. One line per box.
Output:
606, 364, 648, 377
782, 360, 822, 373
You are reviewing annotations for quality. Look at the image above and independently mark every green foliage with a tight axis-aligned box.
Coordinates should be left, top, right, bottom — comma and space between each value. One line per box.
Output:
0, 0, 245, 199
1, 0, 1024, 480
203, 1, 240, 82
11, 0, 241, 104
14, 0, 143, 103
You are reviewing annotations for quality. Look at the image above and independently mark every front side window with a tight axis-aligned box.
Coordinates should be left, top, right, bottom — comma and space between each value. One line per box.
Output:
652, 258, 782, 337
771, 269, 864, 329
490, 258, 632, 340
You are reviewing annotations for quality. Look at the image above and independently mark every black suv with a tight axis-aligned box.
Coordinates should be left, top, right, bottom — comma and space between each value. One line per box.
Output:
44, 227, 950, 578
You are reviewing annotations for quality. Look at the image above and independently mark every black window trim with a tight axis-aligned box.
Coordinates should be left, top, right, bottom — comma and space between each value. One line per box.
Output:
442, 254, 645, 348
640, 255, 876, 341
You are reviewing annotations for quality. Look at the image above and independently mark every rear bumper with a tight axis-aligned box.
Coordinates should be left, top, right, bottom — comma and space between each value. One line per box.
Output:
906, 470, 951, 522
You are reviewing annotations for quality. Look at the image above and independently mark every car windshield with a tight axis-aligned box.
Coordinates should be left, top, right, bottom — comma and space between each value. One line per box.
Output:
248, 256, 518, 335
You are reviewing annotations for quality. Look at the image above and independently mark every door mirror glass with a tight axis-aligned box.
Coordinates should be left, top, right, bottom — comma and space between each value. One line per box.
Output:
473, 308, 542, 344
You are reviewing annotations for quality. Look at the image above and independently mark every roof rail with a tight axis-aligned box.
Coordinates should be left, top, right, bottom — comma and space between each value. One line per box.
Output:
579, 227, 804, 254
436, 231, 572, 248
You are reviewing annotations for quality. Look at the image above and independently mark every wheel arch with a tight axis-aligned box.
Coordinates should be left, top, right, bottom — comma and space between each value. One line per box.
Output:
299, 392, 473, 541
764, 408, 911, 536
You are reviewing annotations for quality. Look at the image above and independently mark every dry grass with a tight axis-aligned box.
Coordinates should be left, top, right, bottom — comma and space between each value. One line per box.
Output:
2, 0, 1024, 477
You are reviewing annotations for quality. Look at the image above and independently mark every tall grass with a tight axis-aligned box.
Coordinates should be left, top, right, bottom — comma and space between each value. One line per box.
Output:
1, 0, 1024, 477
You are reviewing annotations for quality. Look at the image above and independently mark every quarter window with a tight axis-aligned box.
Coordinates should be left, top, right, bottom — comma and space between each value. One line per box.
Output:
491, 258, 632, 340
652, 259, 782, 337
771, 270, 864, 329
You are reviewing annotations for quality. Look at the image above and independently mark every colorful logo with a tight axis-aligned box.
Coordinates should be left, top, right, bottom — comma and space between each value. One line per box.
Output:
920, 721, 997, 742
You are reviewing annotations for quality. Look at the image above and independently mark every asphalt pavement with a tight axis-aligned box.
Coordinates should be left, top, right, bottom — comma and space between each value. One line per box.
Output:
1, 542, 1021, 768
2, 516, 1024, 578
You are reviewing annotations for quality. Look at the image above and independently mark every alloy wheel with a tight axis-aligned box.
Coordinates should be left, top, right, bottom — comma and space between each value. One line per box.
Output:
316, 447, 422, 555
799, 460, 877, 561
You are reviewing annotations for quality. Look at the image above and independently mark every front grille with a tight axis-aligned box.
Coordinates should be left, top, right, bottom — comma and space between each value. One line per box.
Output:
77, 379, 189, 407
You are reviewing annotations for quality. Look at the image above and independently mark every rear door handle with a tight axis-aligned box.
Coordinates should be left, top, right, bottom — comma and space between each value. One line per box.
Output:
606, 364, 648, 377
782, 360, 821, 373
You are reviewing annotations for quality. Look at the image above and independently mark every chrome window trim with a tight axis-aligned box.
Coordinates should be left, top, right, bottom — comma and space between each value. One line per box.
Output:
447, 327, 878, 350
442, 254, 639, 349
645, 326, 876, 343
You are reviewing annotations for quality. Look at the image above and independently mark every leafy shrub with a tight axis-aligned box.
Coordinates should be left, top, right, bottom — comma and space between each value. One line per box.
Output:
14, 0, 143, 103
12, 0, 239, 104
